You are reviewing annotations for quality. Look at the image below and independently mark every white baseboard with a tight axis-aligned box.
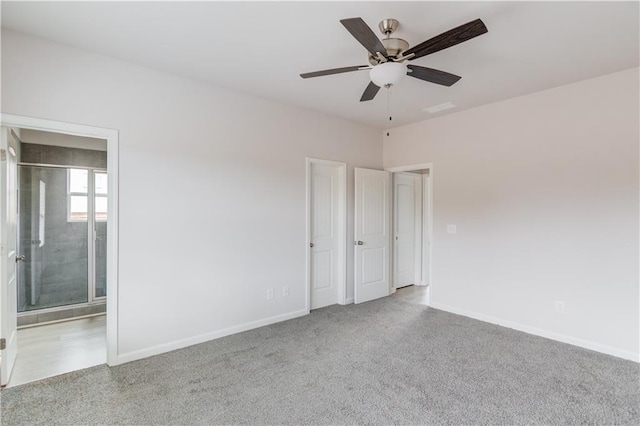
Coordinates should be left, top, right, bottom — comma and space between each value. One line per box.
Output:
114, 309, 309, 365
342, 297, 354, 305
430, 302, 639, 363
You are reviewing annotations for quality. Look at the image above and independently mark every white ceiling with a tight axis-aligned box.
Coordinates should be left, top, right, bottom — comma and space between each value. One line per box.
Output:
2, 1, 638, 129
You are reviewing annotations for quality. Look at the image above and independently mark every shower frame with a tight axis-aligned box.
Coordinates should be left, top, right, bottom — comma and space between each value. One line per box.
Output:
16, 162, 108, 316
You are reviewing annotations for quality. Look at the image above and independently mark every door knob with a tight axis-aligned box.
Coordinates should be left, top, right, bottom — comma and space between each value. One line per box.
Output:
354, 240, 364, 245
310, 243, 314, 248
16, 255, 26, 262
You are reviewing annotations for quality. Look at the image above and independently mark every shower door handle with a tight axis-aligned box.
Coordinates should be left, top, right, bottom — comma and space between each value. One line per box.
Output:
16, 255, 26, 262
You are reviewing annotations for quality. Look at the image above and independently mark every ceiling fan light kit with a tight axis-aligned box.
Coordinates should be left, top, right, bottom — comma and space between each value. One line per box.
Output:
370, 62, 407, 88
300, 16, 488, 103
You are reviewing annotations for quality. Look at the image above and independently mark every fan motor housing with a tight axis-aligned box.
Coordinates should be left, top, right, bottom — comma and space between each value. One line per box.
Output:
368, 37, 410, 65
379, 18, 400, 36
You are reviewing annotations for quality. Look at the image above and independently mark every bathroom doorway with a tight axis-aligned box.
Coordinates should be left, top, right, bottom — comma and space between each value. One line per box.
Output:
13, 130, 107, 387
0, 115, 119, 387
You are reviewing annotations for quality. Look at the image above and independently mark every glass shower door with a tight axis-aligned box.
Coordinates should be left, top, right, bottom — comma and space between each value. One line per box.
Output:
17, 166, 89, 311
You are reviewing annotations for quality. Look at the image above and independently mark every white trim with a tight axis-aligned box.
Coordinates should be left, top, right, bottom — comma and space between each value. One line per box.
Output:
386, 162, 434, 173
115, 309, 309, 365
0, 113, 119, 366
306, 159, 311, 311
305, 158, 347, 310
431, 302, 640, 362
422, 174, 433, 288
344, 297, 354, 305
414, 175, 423, 286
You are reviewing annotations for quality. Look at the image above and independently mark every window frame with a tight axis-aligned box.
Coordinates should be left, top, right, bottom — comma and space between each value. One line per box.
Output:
67, 168, 89, 222
93, 171, 108, 222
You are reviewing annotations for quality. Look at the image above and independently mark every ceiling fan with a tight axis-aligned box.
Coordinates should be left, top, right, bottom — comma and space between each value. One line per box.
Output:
300, 17, 488, 102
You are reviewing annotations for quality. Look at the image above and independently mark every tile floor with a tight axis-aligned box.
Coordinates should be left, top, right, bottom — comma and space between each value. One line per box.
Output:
6, 315, 106, 388
392, 284, 430, 305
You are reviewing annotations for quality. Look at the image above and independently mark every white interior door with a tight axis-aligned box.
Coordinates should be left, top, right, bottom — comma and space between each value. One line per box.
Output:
354, 167, 390, 304
393, 172, 422, 288
1, 127, 19, 386
310, 162, 343, 309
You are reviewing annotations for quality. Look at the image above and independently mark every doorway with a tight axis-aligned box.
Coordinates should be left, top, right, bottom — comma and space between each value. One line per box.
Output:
0, 114, 119, 387
306, 158, 346, 310
388, 164, 433, 302
393, 172, 422, 289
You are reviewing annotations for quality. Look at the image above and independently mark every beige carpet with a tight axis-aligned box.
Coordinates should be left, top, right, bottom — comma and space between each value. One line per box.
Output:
1, 297, 638, 425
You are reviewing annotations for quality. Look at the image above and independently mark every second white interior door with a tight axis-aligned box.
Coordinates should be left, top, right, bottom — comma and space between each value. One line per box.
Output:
393, 172, 422, 289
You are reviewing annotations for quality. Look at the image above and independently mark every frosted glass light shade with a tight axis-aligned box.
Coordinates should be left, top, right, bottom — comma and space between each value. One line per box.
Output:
370, 62, 407, 87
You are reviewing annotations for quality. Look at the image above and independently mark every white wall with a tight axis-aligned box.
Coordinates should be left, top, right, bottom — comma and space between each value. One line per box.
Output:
384, 68, 640, 361
4, 28, 637, 363
1, 30, 382, 360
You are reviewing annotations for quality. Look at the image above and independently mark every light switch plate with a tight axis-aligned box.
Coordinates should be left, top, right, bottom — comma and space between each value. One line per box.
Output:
447, 224, 457, 234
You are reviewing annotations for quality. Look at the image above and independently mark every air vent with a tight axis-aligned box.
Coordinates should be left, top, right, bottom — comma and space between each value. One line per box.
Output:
423, 102, 457, 114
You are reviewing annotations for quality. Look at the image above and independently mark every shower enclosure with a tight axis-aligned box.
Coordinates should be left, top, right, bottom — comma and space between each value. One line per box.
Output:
17, 165, 107, 314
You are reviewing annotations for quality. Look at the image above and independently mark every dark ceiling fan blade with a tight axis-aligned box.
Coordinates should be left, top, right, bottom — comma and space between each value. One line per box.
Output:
404, 19, 488, 60
300, 65, 368, 79
340, 17, 388, 57
407, 65, 461, 87
360, 81, 380, 102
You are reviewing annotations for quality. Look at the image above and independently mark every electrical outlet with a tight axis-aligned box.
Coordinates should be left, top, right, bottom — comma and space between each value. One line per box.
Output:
555, 301, 565, 314
447, 224, 457, 234
267, 288, 274, 300
283, 286, 289, 297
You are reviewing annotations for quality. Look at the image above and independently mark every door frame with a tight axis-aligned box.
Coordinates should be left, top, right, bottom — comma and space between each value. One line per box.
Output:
305, 158, 347, 311
0, 114, 119, 366
386, 163, 433, 302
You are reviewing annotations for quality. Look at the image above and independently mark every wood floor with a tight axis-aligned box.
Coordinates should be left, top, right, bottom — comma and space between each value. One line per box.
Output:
392, 284, 430, 305
6, 315, 106, 388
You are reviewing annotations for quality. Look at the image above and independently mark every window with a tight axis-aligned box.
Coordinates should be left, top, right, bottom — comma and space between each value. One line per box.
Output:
94, 171, 108, 221
67, 169, 107, 221
68, 169, 89, 221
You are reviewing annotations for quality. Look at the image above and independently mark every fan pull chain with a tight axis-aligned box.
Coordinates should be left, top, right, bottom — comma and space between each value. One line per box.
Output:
387, 86, 392, 122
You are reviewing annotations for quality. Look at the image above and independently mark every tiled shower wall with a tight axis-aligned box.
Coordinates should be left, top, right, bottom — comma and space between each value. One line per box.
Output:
21, 143, 107, 168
